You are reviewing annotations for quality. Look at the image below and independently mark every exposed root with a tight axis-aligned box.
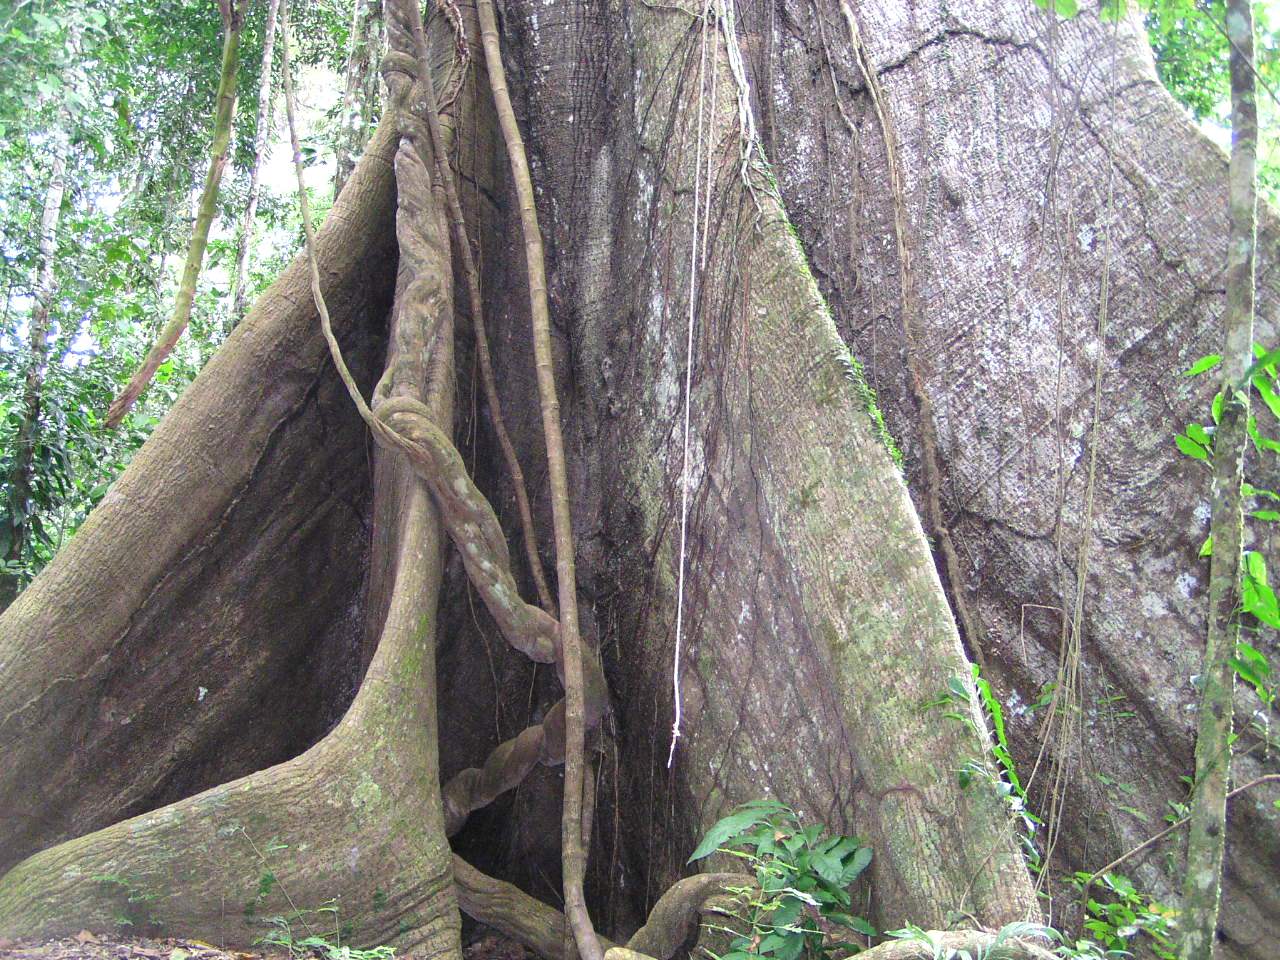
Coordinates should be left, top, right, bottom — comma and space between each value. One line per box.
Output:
623, 873, 740, 960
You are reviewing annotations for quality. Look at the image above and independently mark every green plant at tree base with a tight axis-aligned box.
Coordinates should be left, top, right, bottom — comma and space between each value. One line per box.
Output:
689, 800, 876, 960
924, 668, 1045, 876
1067, 872, 1179, 960
257, 905, 394, 960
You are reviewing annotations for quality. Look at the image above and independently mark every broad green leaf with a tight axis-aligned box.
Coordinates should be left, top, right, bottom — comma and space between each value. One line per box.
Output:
1184, 354, 1222, 376
809, 851, 844, 886
838, 846, 872, 885
688, 808, 771, 861
1175, 434, 1209, 460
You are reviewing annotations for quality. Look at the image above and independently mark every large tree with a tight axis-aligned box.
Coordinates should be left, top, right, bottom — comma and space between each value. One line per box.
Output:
0, 1, 1276, 959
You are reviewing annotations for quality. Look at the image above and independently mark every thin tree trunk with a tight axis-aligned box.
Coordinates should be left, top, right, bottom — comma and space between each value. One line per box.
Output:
5, 153, 66, 572
229, 0, 280, 327
334, 0, 384, 196
1179, 1, 1257, 957
106, 0, 248, 428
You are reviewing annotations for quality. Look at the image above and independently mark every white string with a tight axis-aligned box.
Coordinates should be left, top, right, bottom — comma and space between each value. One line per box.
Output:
669, 0, 714, 769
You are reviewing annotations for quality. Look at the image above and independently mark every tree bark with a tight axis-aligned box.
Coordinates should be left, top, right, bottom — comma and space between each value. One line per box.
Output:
0, 116, 399, 878
1, 1, 1277, 957
739, 1, 1279, 954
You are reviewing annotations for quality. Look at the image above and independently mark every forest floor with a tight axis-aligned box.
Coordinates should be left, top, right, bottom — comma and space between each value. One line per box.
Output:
0, 929, 529, 960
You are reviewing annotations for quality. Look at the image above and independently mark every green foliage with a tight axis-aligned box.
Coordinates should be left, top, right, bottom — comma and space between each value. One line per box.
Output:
1177, 345, 1280, 710
0, 0, 352, 591
1067, 872, 1179, 960
690, 801, 875, 960
258, 909, 395, 960
926, 668, 1044, 875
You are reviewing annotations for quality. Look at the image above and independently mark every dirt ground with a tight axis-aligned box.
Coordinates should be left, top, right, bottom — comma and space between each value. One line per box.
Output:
0, 928, 529, 960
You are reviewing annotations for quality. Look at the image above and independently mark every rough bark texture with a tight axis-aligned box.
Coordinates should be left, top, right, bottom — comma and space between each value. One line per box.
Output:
0, 4, 473, 950
730, 0, 1279, 953
0, 117, 398, 878
458, 0, 1038, 932
2, 0, 1278, 956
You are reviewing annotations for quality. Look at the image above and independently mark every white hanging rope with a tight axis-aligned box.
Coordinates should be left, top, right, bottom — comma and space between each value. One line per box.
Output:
668, 0, 715, 769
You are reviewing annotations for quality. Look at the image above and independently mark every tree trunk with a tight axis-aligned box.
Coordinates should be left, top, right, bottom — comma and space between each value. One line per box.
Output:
4, 152, 66, 581
334, 0, 386, 197
1180, 1, 1258, 957
107, 1, 249, 426
0, 1, 1277, 957
742, 0, 1279, 954
229, 0, 281, 327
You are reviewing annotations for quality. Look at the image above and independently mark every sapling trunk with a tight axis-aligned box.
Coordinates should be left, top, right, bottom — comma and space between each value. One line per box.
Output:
1178, 1, 1258, 957
6, 153, 66, 572
107, 0, 248, 427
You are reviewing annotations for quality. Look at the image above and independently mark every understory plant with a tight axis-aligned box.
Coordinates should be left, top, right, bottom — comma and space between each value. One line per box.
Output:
689, 800, 875, 960
1178, 343, 1280, 670
1068, 872, 1178, 960
257, 905, 395, 960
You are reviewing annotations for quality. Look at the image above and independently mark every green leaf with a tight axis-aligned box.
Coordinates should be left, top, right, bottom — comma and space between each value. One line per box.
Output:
1185, 422, 1212, 446
1252, 510, 1280, 522
827, 913, 877, 936
809, 851, 843, 886
1184, 354, 1222, 376
838, 846, 873, 885
688, 808, 773, 862
1252, 374, 1280, 421
1199, 534, 1213, 558
1246, 551, 1268, 586
1175, 434, 1210, 460
769, 896, 804, 928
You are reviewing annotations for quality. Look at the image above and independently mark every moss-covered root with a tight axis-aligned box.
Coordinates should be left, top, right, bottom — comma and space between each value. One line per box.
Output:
0, 543, 459, 952
0, 13, 463, 939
